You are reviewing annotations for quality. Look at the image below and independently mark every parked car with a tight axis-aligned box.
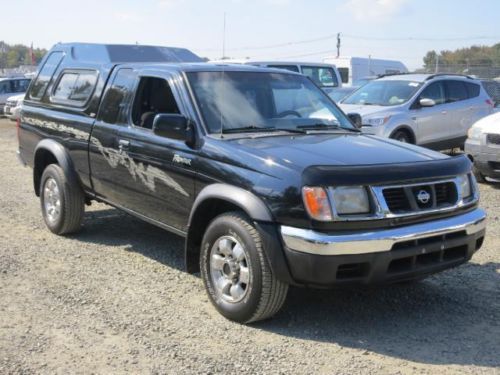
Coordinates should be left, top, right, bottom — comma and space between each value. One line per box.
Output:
328, 86, 359, 102
0, 77, 31, 115
339, 73, 494, 150
465, 112, 500, 182
18, 43, 486, 323
322, 56, 408, 86
211, 59, 343, 94
480, 79, 500, 111
3, 94, 24, 121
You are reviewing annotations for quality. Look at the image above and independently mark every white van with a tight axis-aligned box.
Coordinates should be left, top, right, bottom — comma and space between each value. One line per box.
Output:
323, 56, 408, 86
210, 59, 343, 93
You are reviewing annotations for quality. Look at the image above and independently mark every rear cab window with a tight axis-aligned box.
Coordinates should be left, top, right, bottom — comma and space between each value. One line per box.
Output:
28, 52, 64, 100
301, 66, 339, 88
338, 67, 349, 84
51, 70, 98, 106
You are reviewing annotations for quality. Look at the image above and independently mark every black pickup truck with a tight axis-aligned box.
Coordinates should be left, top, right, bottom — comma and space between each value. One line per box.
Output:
18, 43, 486, 323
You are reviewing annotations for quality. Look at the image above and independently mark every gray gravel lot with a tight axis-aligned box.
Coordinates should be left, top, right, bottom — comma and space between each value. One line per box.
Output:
0, 118, 499, 374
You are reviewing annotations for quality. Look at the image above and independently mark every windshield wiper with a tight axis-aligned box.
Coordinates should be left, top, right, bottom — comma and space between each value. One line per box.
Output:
298, 123, 360, 133
222, 125, 306, 134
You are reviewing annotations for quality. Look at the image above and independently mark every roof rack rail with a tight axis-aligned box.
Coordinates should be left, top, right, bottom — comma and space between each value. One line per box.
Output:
425, 73, 474, 81
376, 72, 413, 78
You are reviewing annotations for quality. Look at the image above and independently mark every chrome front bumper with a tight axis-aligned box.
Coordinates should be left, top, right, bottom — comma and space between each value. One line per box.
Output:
281, 208, 486, 256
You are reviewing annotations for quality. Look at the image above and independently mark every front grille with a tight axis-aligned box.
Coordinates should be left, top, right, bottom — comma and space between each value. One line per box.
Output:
6, 100, 17, 107
487, 134, 500, 145
383, 188, 410, 212
382, 181, 458, 214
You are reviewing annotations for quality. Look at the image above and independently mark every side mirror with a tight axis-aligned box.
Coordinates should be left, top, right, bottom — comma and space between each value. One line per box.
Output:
347, 113, 362, 129
153, 114, 195, 146
419, 98, 436, 107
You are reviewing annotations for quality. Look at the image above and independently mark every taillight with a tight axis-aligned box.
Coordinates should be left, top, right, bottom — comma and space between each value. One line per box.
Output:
486, 99, 494, 107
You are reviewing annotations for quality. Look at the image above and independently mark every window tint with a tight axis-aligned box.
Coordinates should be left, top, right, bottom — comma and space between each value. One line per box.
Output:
52, 70, 97, 105
0, 81, 10, 94
53, 73, 78, 100
12, 79, 31, 93
419, 81, 445, 105
132, 77, 180, 129
70, 73, 98, 102
267, 65, 300, 73
99, 69, 136, 124
302, 66, 339, 87
465, 82, 480, 98
445, 80, 468, 103
338, 67, 349, 84
29, 52, 64, 99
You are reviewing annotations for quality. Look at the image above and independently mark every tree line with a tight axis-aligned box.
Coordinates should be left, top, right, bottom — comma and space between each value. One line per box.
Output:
0, 41, 47, 69
423, 43, 500, 71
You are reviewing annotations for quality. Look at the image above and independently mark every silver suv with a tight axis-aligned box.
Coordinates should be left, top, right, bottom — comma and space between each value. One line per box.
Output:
339, 74, 494, 150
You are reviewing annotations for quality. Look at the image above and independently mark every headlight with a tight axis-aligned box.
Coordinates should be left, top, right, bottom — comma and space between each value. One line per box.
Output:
366, 116, 391, 126
457, 174, 472, 199
331, 186, 370, 215
302, 187, 333, 221
467, 126, 482, 141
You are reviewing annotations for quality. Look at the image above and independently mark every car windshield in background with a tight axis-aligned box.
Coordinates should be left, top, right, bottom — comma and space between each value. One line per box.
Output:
301, 66, 338, 88
342, 80, 422, 106
187, 71, 354, 134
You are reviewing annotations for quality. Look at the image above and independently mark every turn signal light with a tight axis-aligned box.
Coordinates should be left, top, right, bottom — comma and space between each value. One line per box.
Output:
302, 186, 333, 221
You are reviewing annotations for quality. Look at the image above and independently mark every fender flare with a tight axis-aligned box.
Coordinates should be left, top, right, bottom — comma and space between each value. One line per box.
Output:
33, 139, 80, 196
188, 183, 273, 225
184, 184, 294, 284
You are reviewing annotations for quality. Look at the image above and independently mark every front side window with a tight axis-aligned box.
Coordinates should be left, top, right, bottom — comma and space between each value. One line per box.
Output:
187, 71, 354, 133
343, 80, 422, 106
51, 70, 98, 105
12, 79, 31, 93
301, 66, 339, 88
29, 52, 64, 100
419, 81, 445, 105
132, 76, 180, 129
0, 81, 10, 94
99, 69, 136, 124
445, 80, 468, 103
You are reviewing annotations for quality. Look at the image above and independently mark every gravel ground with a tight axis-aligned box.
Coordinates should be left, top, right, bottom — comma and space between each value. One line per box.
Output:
0, 118, 499, 375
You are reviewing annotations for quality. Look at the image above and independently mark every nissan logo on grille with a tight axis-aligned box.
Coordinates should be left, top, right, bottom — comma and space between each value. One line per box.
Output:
416, 189, 431, 204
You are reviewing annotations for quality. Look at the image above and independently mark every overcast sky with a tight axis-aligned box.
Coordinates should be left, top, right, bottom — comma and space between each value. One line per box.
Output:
3, 0, 499, 69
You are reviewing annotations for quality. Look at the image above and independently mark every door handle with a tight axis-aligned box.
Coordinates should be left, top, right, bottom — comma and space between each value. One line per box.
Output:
441, 110, 447, 114
118, 139, 130, 152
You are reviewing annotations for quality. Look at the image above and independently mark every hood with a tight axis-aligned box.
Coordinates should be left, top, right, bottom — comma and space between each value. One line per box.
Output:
220, 132, 447, 177
339, 103, 400, 118
471, 112, 500, 134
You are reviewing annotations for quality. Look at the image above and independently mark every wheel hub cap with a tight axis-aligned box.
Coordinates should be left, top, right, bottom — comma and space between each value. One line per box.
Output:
43, 177, 61, 223
210, 235, 251, 303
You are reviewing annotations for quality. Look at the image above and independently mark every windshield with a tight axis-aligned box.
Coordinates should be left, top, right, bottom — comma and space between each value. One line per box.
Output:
342, 80, 422, 106
187, 71, 354, 133
301, 66, 339, 88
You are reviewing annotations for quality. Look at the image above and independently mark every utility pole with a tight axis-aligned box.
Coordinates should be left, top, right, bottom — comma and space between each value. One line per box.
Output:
336, 33, 341, 58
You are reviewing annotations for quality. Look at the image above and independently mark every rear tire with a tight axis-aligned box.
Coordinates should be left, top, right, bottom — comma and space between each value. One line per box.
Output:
40, 164, 84, 235
391, 129, 412, 143
200, 212, 288, 323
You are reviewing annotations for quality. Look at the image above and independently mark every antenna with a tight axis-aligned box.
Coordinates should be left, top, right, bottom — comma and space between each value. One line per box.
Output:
222, 12, 226, 59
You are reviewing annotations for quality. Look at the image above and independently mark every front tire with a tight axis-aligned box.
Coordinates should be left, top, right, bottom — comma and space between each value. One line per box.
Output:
472, 164, 486, 183
40, 164, 84, 235
200, 212, 288, 323
391, 129, 412, 143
